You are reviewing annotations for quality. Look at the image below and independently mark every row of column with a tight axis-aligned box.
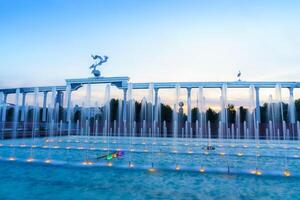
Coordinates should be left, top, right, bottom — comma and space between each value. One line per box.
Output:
117, 86, 296, 124
62, 85, 296, 129
2, 87, 296, 123
1, 91, 64, 122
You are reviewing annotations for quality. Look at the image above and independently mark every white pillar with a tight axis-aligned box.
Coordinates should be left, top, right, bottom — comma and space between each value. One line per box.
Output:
289, 87, 295, 123
66, 84, 72, 136
2, 93, 8, 121
187, 88, 192, 123
21, 93, 26, 121
255, 87, 260, 123
3, 93, 8, 104
123, 88, 127, 122
42, 91, 47, 122
154, 88, 159, 122
187, 88, 192, 138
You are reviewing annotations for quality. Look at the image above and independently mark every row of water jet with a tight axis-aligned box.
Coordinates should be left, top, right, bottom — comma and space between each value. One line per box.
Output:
1, 83, 300, 148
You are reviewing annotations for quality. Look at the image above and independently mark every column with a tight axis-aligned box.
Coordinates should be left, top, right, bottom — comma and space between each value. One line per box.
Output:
154, 88, 159, 122
255, 87, 261, 123
154, 88, 159, 136
122, 88, 127, 122
187, 88, 192, 123
56, 91, 64, 107
3, 93, 8, 104
42, 92, 48, 122
1, 94, 8, 139
187, 88, 192, 138
289, 87, 295, 123
66, 84, 72, 136
21, 93, 26, 121
2, 93, 8, 121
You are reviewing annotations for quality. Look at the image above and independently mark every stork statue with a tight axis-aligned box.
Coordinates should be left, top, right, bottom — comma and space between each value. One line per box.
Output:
237, 70, 241, 81
89, 55, 109, 77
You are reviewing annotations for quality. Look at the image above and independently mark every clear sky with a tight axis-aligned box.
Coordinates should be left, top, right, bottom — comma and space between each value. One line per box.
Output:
1, 0, 300, 108
1, 0, 300, 88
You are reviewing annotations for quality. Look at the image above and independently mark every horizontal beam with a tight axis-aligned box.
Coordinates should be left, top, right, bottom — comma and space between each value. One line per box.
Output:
130, 81, 300, 89
66, 77, 130, 89
1, 79, 300, 94
0, 86, 68, 94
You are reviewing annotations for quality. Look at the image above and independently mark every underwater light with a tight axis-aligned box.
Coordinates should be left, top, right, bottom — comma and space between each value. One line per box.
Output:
204, 151, 209, 155
31, 145, 37, 148
0, 143, 3, 147
243, 145, 248, 148
82, 161, 94, 165
237, 152, 243, 157
250, 169, 262, 176
26, 157, 34, 162
107, 162, 113, 167
8, 157, 16, 161
148, 162, 156, 172
230, 144, 235, 147
199, 167, 205, 173
20, 144, 26, 147
44, 159, 52, 164
175, 165, 180, 171
219, 152, 225, 156
53, 146, 60, 149
42, 146, 48, 148
283, 170, 291, 177
77, 147, 84, 150
144, 149, 149, 152
187, 150, 193, 154
129, 162, 134, 168
130, 149, 135, 152
148, 167, 156, 172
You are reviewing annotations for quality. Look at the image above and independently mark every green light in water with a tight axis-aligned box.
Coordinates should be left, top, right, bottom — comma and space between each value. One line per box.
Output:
107, 154, 113, 160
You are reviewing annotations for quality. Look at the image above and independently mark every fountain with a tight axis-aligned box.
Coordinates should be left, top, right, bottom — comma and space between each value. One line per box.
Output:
0, 70, 299, 177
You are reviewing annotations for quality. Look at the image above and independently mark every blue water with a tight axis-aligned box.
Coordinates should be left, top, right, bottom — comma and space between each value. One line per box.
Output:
0, 161, 299, 200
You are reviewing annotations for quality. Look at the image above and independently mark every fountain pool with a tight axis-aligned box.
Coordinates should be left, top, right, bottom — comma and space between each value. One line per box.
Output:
0, 153, 299, 200
0, 136, 299, 177
1, 76, 300, 199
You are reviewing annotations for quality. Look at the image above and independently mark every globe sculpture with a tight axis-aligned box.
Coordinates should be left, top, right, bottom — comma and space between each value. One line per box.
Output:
89, 54, 108, 77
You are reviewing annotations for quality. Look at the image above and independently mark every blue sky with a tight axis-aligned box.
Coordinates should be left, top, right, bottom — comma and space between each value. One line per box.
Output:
0, 0, 300, 89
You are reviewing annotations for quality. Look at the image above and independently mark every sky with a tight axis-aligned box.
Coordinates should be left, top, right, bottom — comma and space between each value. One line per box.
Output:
1, 0, 300, 106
